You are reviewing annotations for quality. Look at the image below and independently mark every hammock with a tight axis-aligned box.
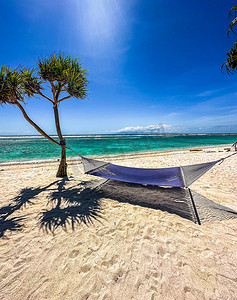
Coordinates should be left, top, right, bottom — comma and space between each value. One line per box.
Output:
67, 146, 237, 225
66, 146, 237, 187
67, 146, 236, 188
81, 156, 220, 188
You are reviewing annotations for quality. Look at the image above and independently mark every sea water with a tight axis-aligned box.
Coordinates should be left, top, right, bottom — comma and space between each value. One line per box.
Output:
0, 134, 237, 163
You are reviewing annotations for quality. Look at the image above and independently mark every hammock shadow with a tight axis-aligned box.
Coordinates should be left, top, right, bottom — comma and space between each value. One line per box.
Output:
98, 180, 196, 223
97, 180, 237, 224
38, 178, 104, 233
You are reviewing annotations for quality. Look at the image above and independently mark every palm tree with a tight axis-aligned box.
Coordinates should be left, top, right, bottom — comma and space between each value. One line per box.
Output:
222, 6, 237, 73
0, 53, 88, 177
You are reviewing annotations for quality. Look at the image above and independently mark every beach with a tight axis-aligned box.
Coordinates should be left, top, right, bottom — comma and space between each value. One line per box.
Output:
0, 146, 237, 300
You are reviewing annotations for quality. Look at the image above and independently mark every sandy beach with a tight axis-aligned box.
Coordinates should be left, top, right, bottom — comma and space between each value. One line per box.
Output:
0, 146, 237, 300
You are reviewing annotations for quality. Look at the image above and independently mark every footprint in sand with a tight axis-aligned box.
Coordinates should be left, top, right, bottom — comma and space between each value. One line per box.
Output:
14, 260, 26, 269
80, 264, 91, 273
113, 269, 124, 282
88, 240, 103, 252
68, 249, 80, 258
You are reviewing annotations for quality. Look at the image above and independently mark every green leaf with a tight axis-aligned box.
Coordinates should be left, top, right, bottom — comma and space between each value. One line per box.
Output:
37, 53, 88, 100
0, 66, 42, 105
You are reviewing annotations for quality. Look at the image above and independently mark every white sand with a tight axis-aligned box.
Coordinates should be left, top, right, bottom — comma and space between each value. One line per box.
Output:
0, 147, 237, 300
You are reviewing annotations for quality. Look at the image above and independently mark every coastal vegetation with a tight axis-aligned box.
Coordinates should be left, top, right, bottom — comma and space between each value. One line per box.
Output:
222, 5, 237, 73
0, 53, 88, 177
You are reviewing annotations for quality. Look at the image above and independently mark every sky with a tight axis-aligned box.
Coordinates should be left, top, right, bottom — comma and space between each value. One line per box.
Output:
0, 0, 237, 135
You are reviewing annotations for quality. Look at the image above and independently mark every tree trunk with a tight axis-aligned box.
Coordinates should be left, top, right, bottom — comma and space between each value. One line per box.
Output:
56, 144, 67, 177
15, 98, 68, 177
15, 101, 60, 146
53, 103, 68, 177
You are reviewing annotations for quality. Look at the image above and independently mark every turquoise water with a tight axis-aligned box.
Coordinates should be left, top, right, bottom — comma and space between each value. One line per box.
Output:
0, 134, 237, 163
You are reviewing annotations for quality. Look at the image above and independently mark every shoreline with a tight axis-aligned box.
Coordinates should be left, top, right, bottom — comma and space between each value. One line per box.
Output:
0, 143, 234, 166
1, 133, 237, 138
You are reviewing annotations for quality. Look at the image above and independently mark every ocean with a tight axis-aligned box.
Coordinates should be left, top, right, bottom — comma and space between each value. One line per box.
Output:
0, 134, 237, 163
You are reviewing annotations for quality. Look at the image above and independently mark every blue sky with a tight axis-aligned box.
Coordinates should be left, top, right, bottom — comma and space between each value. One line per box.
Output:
0, 0, 237, 134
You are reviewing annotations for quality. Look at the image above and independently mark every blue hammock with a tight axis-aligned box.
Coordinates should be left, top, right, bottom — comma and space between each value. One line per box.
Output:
67, 145, 236, 188
66, 147, 237, 225
81, 156, 220, 187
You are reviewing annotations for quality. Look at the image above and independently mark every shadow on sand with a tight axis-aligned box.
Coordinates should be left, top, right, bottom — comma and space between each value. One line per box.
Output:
2, 178, 236, 237
38, 178, 104, 233
1, 178, 105, 237
0, 181, 59, 237
0, 178, 105, 236
98, 180, 237, 224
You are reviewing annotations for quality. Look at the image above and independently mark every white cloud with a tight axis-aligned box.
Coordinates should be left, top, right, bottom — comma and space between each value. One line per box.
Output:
113, 123, 172, 134
112, 121, 237, 134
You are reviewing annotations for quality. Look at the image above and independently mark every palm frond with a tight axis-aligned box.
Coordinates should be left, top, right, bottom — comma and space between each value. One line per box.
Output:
0, 66, 42, 105
229, 5, 237, 16
20, 67, 43, 96
228, 17, 237, 36
228, 5, 237, 36
37, 52, 88, 100
222, 42, 237, 74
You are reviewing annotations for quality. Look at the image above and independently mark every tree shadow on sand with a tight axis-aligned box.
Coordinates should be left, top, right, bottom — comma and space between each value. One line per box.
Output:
1, 177, 105, 237
38, 178, 104, 234
0, 187, 41, 238
0, 180, 60, 238
0, 215, 25, 238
